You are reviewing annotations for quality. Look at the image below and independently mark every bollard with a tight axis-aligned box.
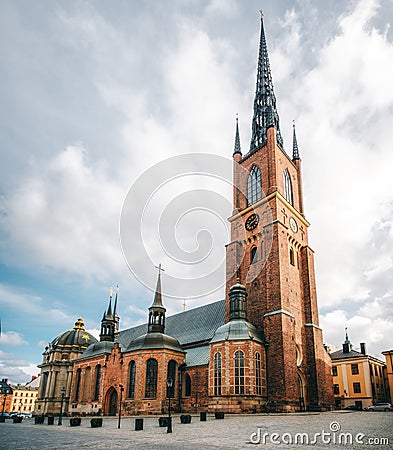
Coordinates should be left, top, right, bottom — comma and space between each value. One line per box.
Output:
214, 412, 225, 419
47, 416, 54, 425
90, 418, 103, 428
70, 417, 81, 427
180, 414, 192, 424
200, 411, 207, 421
35, 416, 45, 424
135, 418, 143, 431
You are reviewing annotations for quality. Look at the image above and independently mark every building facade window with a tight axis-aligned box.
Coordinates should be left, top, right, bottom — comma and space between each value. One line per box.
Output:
82, 367, 91, 401
289, 248, 295, 266
93, 365, 101, 401
333, 384, 340, 395
145, 358, 158, 398
167, 360, 177, 398
283, 169, 293, 205
332, 366, 337, 376
128, 361, 136, 399
351, 364, 359, 375
214, 352, 222, 396
247, 166, 262, 206
41, 372, 49, 398
74, 369, 82, 401
255, 352, 262, 395
234, 350, 245, 395
353, 382, 361, 393
184, 373, 192, 397
251, 246, 258, 264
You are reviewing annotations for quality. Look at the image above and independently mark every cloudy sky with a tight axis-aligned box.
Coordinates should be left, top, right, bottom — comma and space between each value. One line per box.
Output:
1, 0, 392, 384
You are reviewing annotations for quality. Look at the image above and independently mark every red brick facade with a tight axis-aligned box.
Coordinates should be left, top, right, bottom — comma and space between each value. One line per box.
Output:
226, 125, 333, 411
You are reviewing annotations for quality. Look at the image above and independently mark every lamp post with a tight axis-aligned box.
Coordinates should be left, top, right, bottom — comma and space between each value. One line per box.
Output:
58, 387, 66, 425
118, 384, 124, 429
166, 377, 173, 433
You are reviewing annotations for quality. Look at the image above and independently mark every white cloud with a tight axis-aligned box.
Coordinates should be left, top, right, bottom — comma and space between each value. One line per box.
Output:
321, 307, 392, 359
0, 331, 27, 346
1, 145, 125, 280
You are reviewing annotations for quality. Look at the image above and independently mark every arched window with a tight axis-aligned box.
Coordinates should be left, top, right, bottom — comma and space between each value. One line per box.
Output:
255, 352, 262, 395
247, 166, 262, 206
145, 358, 158, 398
41, 372, 49, 398
251, 246, 258, 264
74, 368, 82, 401
184, 373, 192, 397
128, 361, 136, 399
283, 169, 293, 205
93, 365, 101, 401
234, 350, 245, 394
214, 352, 222, 396
83, 367, 91, 401
289, 247, 295, 266
167, 360, 177, 398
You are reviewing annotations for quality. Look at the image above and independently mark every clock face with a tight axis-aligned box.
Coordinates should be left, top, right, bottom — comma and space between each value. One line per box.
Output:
289, 216, 298, 233
245, 213, 260, 231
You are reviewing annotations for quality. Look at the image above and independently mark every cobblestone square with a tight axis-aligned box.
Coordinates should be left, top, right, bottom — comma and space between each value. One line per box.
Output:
0, 411, 391, 449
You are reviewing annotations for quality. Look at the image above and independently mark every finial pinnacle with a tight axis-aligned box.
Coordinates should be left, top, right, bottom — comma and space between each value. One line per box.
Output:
260, 9, 264, 20
109, 287, 113, 298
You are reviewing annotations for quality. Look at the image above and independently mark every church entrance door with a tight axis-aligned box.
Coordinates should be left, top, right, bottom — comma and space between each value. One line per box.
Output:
106, 388, 118, 416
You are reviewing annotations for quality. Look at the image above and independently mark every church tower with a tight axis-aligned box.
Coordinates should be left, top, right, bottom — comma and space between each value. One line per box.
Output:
226, 12, 333, 411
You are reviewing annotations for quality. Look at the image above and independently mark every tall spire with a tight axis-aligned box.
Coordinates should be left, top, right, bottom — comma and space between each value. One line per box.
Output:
233, 114, 242, 156
148, 264, 166, 333
292, 121, 300, 160
249, 10, 283, 153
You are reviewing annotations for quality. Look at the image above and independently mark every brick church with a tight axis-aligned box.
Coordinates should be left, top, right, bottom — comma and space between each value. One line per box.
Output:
35, 14, 333, 417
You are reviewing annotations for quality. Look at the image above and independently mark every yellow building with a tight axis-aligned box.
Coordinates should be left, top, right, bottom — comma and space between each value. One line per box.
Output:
10, 385, 38, 415
382, 350, 393, 404
330, 332, 388, 409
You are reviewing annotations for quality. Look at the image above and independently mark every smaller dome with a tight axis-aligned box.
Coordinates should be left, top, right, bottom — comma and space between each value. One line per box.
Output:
126, 332, 184, 353
51, 318, 98, 351
210, 319, 265, 344
77, 341, 117, 360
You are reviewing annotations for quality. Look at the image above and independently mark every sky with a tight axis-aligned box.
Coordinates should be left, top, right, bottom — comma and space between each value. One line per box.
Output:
0, 0, 392, 384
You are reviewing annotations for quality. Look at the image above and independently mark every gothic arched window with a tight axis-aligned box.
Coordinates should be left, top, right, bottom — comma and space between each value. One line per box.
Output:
214, 352, 222, 396
255, 352, 262, 395
283, 169, 293, 206
74, 368, 82, 401
82, 367, 91, 401
234, 350, 245, 394
93, 364, 101, 401
145, 358, 158, 398
167, 360, 177, 398
184, 373, 192, 397
128, 361, 136, 399
247, 166, 262, 206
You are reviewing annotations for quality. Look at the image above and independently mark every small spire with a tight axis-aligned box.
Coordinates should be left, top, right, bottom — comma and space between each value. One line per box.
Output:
249, 12, 283, 153
292, 121, 300, 160
148, 264, 166, 333
106, 289, 113, 318
152, 264, 164, 307
233, 114, 242, 156
344, 326, 350, 344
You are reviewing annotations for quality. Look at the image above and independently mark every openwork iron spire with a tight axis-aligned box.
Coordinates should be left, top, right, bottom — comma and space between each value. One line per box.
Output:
233, 115, 242, 156
249, 11, 283, 152
292, 121, 300, 160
